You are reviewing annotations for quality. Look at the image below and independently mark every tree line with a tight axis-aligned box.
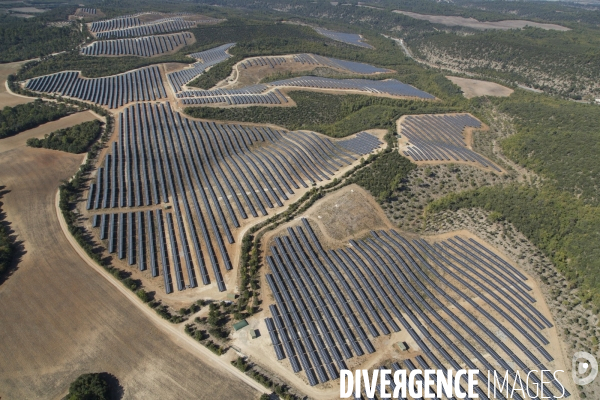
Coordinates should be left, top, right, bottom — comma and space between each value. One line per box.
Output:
185, 90, 462, 138
27, 120, 103, 154
0, 99, 75, 139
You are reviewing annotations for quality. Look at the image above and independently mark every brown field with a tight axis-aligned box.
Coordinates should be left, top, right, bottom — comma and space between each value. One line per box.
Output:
0, 61, 34, 107
0, 86, 258, 398
393, 10, 570, 31
0, 111, 99, 153
447, 76, 514, 99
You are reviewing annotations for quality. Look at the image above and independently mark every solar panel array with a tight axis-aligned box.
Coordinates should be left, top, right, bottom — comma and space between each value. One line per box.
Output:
400, 114, 501, 171
181, 91, 285, 106
177, 84, 268, 98
269, 76, 434, 99
88, 103, 358, 294
24, 66, 166, 109
90, 16, 141, 33
177, 84, 288, 106
337, 132, 382, 155
94, 17, 203, 39
264, 219, 567, 399
293, 53, 388, 74
167, 43, 235, 92
81, 32, 192, 57
76, 8, 97, 15
238, 56, 287, 69
313, 27, 374, 49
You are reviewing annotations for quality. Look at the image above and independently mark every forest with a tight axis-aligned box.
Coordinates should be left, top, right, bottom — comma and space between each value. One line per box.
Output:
27, 120, 103, 154
0, 207, 13, 279
351, 150, 416, 202
0, 99, 74, 139
489, 91, 600, 205
0, 14, 84, 63
410, 27, 600, 99
427, 185, 600, 308
185, 90, 462, 137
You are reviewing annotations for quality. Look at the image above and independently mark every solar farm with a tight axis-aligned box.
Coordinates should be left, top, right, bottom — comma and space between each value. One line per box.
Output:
85, 102, 384, 294
269, 76, 435, 99
399, 113, 501, 171
81, 32, 194, 57
167, 43, 235, 92
259, 217, 566, 398
238, 53, 390, 75
88, 13, 221, 39
313, 27, 375, 49
25, 66, 167, 108
10, 10, 574, 398
73, 7, 99, 17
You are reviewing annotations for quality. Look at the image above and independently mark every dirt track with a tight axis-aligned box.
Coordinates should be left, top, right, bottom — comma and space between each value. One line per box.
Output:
0, 93, 258, 398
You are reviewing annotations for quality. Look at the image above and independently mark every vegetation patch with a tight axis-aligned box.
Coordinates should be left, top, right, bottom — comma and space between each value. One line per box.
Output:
0, 99, 74, 139
0, 208, 14, 280
488, 91, 600, 205
185, 91, 459, 137
351, 150, 416, 202
0, 14, 83, 63
27, 120, 103, 154
427, 185, 600, 308
66, 372, 110, 400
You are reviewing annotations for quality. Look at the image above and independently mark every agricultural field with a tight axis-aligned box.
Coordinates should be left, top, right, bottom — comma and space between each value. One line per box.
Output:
2, 1, 597, 399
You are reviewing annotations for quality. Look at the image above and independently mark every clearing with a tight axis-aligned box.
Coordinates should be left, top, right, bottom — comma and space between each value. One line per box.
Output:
393, 10, 570, 31
447, 76, 514, 99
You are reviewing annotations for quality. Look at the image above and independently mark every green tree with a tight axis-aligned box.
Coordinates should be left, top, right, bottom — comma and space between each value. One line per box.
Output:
67, 373, 109, 400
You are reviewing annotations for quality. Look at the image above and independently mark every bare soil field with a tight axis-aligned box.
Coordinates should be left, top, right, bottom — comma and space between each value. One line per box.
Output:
393, 10, 570, 31
0, 117, 257, 399
447, 76, 514, 99
0, 111, 99, 153
0, 61, 34, 107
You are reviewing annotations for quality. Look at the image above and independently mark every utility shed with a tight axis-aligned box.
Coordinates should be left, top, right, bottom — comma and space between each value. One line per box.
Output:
233, 319, 249, 331
396, 341, 408, 351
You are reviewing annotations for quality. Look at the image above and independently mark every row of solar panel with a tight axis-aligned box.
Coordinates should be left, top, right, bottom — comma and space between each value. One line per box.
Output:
313, 27, 374, 49
400, 114, 501, 171
90, 16, 140, 32
25, 66, 166, 109
95, 18, 198, 38
337, 132, 382, 155
292, 53, 388, 74
88, 104, 360, 292
177, 84, 268, 98
238, 56, 287, 69
262, 219, 567, 398
188, 42, 235, 62
77, 8, 96, 15
368, 231, 561, 399
93, 209, 183, 293
168, 43, 234, 92
180, 91, 285, 106
269, 76, 434, 99
81, 32, 192, 57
